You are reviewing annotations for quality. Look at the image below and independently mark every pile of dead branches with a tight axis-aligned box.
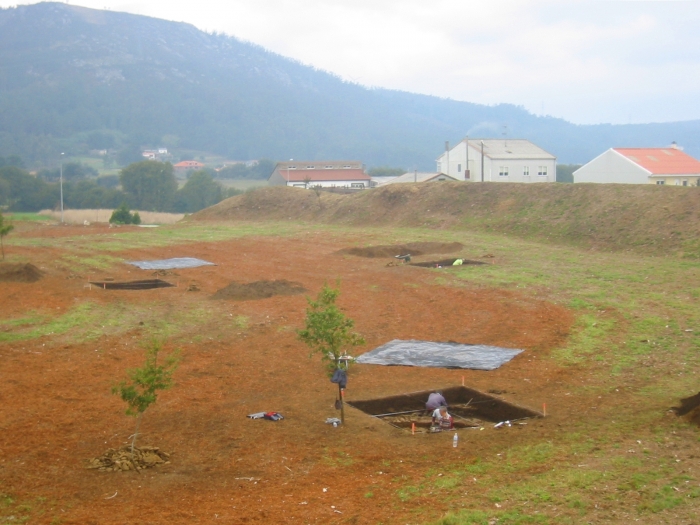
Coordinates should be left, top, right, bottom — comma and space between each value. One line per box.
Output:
86, 445, 171, 472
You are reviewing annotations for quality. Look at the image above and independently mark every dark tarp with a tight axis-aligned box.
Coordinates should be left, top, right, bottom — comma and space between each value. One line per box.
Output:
127, 257, 215, 270
356, 339, 522, 370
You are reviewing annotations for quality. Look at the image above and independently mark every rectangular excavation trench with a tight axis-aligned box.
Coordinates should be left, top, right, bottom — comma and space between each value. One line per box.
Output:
347, 386, 541, 433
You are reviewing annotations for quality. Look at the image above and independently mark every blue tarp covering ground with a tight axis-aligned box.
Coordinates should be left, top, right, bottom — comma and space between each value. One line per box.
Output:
127, 257, 216, 270
356, 339, 523, 370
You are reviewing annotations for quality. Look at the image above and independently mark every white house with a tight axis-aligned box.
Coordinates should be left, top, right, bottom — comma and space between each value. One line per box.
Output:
573, 145, 700, 186
268, 160, 371, 188
436, 139, 556, 183
377, 172, 460, 186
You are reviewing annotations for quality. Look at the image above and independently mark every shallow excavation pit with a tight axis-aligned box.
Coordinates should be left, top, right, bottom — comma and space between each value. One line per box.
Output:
90, 279, 174, 290
347, 386, 541, 433
410, 258, 487, 268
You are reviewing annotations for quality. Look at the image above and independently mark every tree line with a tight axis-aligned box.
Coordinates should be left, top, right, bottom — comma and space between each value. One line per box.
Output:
0, 159, 241, 214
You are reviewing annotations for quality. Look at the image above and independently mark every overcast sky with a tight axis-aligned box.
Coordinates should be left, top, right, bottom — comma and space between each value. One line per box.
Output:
3, 0, 699, 125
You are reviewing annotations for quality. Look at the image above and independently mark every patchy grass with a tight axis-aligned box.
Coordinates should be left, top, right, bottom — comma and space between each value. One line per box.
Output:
0, 301, 229, 344
5, 212, 55, 222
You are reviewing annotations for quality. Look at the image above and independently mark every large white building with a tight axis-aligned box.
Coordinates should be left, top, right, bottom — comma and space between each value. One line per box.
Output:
573, 146, 700, 185
436, 139, 556, 183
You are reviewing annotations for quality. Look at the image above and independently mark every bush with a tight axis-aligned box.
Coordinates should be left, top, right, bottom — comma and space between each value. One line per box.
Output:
109, 203, 140, 225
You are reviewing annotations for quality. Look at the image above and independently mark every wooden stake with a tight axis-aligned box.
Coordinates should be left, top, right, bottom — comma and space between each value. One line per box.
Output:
543, 403, 546, 417
461, 376, 465, 386
412, 422, 415, 435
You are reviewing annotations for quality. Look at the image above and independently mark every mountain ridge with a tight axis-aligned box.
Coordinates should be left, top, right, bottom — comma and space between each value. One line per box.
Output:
1, 2, 698, 168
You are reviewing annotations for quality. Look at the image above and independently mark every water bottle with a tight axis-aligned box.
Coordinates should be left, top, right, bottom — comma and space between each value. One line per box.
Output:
453, 433, 458, 448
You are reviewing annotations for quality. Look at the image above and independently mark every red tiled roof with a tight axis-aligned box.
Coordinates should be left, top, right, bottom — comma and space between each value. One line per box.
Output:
174, 161, 204, 168
277, 168, 370, 182
614, 148, 700, 175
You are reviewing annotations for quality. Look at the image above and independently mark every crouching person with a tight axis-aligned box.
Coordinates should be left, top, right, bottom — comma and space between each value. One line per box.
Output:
432, 406, 454, 431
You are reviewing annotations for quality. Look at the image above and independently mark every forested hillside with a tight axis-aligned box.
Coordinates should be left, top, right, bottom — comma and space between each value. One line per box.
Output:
1, 2, 699, 169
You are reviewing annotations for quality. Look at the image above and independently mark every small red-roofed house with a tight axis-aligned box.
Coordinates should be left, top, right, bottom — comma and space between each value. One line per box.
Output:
268, 161, 371, 189
574, 145, 700, 186
173, 160, 205, 173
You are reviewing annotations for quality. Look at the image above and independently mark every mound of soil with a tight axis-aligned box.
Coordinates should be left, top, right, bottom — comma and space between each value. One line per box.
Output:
0, 262, 43, 282
86, 445, 170, 472
212, 279, 307, 301
410, 258, 487, 268
675, 392, 700, 426
337, 241, 463, 258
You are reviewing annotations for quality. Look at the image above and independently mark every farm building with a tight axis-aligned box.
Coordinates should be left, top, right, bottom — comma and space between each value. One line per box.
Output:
436, 139, 556, 183
574, 145, 700, 185
375, 172, 460, 186
268, 161, 371, 189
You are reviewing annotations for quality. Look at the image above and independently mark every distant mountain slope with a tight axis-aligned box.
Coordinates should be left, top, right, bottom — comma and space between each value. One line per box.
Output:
1, 2, 699, 167
192, 183, 700, 259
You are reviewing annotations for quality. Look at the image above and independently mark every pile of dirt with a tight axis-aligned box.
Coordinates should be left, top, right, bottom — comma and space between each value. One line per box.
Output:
674, 392, 700, 426
212, 279, 307, 301
85, 445, 170, 472
152, 269, 178, 277
0, 262, 43, 282
190, 183, 700, 258
337, 241, 463, 258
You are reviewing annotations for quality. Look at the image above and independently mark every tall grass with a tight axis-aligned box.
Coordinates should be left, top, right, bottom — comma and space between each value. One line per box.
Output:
37, 209, 184, 224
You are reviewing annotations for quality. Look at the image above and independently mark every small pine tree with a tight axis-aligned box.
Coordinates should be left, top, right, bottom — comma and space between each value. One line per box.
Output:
112, 341, 179, 461
109, 203, 140, 225
297, 283, 364, 423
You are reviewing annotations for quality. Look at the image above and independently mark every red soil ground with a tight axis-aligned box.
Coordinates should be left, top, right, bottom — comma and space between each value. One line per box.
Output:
0, 223, 576, 524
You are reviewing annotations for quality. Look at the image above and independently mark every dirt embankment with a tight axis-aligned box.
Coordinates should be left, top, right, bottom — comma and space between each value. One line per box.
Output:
191, 183, 700, 257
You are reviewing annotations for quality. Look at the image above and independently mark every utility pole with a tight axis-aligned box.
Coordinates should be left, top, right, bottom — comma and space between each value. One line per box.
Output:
480, 141, 484, 183
414, 168, 417, 183
59, 152, 64, 224
445, 141, 450, 176
465, 136, 469, 181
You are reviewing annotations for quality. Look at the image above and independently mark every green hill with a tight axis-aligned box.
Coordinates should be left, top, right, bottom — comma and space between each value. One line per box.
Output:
193, 183, 700, 258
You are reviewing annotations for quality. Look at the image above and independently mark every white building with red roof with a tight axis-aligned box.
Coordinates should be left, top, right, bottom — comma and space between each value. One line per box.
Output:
173, 160, 205, 173
268, 161, 371, 189
574, 145, 700, 186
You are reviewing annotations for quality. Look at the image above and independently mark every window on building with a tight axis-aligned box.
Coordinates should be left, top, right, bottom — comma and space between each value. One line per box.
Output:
683, 180, 688, 186
499, 166, 509, 177
523, 166, 530, 177
325, 165, 333, 169
538, 166, 548, 176
350, 182, 364, 188
306, 165, 315, 169
343, 165, 352, 169
457, 164, 462, 172
656, 180, 665, 185
288, 165, 297, 170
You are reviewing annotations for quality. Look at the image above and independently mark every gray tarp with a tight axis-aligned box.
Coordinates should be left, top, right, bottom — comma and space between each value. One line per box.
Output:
127, 257, 216, 270
356, 339, 522, 370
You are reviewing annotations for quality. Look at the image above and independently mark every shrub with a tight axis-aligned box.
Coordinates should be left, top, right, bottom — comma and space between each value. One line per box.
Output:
109, 203, 140, 225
